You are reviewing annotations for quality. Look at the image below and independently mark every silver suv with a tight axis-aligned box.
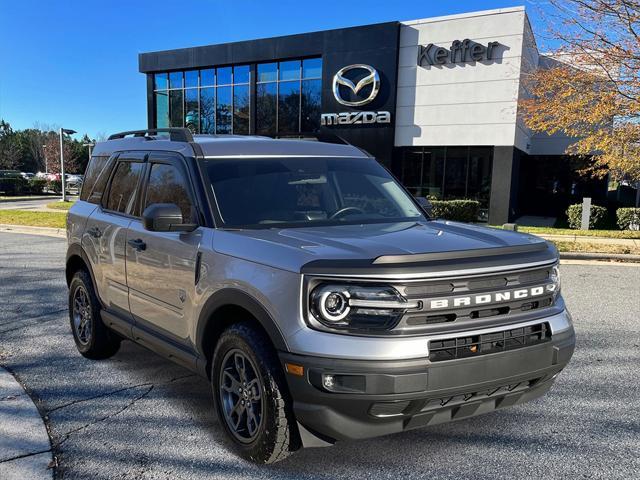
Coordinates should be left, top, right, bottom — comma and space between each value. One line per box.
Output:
66, 128, 575, 464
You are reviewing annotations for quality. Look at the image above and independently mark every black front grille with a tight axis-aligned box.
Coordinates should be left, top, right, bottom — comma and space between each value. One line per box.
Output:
403, 266, 551, 297
429, 323, 551, 362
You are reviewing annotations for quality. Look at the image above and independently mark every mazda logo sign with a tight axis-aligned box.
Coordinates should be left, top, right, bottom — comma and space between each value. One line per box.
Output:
332, 64, 380, 107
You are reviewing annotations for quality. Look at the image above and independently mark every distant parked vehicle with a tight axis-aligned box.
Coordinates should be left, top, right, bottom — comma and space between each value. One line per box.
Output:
65, 174, 83, 194
21, 172, 35, 180
0, 170, 23, 179
0, 170, 27, 195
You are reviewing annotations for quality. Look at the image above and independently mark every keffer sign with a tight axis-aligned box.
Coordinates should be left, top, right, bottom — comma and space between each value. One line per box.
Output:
321, 64, 392, 126
418, 39, 500, 66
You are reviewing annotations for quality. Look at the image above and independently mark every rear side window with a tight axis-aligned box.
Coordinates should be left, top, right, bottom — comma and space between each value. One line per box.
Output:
105, 162, 144, 215
144, 163, 195, 222
80, 156, 110, 202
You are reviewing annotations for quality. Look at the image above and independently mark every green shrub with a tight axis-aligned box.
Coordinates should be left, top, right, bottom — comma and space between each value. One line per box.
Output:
429, 199, 480, 222
27, 178, 47, 194
616, 207, 640, 230
47, 179, 62, 194
0, 176, 27, 195
566, 203, 608, 229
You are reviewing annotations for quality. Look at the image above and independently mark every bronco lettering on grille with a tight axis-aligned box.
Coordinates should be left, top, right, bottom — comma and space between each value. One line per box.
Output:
427, 285, 551, 310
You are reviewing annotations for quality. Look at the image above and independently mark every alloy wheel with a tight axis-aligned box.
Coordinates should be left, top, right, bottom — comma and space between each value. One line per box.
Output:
219, 349, 264, 443
72, 285, 92, 345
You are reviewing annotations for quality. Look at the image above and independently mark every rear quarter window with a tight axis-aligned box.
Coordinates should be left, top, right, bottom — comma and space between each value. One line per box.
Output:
80, 155, 111, 203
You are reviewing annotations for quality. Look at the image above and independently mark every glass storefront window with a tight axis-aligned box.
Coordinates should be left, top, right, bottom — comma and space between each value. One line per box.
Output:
169, 89, 183, 127
443, 147, 468, 200
185, 70, 198, 88
217, 67, 232, 85
301, 79, 321, 132
185, 89, 199, 133
233, 65, 250, 84
200, 88, 215, 134
467, 147, 493, 207
401, 148, 444, 198
200, 69, 215, 87
256, 82, 277, 135
257, 63, 277, 83
279, 60, 300, 81
278, 81, 300, 134
155, 57, 321, 136
302, 58, 322, 79
399, 147, 491, 212
154, 73, 168, 90
155, 91, 169, 128
216, 86, 232, 134
233, 84, 250, 134
169, 71, 183, 89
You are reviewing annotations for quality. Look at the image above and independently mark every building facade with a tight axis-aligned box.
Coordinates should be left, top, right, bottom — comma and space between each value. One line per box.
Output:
139, 6, 607, 225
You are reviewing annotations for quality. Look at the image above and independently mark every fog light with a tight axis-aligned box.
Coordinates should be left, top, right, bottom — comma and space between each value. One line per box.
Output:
319, 373, 366, 393
323, 374, 335, 389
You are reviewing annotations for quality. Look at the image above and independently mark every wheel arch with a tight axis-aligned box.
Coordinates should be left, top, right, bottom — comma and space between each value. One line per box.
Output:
65, 243, 96, 290
196, 289, 289, 379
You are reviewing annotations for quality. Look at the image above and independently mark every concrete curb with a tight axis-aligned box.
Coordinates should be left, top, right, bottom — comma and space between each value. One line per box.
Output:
559, 252, 640, 263
0, 225, 65, 238
0, 367, 53, 480
0, 196, 59, 203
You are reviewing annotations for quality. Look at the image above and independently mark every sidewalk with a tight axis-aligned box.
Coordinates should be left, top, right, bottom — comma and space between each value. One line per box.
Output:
0, 224, 66, 238
0, 195, 58, 203
0, 367, 53, 480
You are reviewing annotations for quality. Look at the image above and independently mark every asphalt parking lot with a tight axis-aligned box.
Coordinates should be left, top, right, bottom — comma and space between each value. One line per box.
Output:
1, 232, 639, 479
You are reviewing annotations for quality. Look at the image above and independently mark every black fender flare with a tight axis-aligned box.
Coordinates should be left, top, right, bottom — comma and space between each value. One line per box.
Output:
65, 243, 98, 291
195, 288, 289, 355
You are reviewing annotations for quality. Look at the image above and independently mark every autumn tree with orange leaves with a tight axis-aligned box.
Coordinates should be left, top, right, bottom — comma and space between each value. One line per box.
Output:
520, 0, 640, 203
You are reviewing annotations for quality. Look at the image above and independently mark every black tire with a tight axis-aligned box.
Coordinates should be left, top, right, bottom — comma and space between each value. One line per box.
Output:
212, 322, 300, 464
68, 269, 120, 359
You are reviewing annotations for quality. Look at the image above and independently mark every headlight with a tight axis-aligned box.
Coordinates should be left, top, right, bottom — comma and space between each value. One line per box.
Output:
310, 284, 419, 331
548, 264, 561, 300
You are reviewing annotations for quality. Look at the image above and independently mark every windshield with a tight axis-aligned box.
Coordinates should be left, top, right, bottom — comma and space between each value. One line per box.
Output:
205, 156, 426, 229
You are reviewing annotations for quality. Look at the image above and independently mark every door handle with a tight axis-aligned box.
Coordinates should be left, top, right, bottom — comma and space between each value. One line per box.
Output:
87, 226, 102, 238
127, 238, 146, 251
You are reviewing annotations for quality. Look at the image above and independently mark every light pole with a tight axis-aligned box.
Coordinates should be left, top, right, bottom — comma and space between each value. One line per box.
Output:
82, 142, 95, 161
42, 144, 48, 174
59, 128, 76, 202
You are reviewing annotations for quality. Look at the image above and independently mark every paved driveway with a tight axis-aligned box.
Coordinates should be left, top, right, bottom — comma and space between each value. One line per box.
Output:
0, 232, 638, 479
0, 197, 78, 212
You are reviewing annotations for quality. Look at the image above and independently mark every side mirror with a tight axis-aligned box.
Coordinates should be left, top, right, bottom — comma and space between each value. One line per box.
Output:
415, 197, 433, 216
142, 203, 197, 232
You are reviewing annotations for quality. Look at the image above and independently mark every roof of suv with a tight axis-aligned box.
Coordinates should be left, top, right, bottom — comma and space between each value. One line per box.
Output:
91, 132, 370, 159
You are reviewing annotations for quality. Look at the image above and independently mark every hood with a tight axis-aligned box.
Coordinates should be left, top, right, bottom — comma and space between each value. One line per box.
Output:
212, 220, 552, 274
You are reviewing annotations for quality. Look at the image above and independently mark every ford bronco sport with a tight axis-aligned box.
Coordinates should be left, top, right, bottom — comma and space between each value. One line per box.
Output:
66, 128, 575, 463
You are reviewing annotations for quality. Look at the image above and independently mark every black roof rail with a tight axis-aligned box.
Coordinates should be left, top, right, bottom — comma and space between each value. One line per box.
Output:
107, 128, 194, 142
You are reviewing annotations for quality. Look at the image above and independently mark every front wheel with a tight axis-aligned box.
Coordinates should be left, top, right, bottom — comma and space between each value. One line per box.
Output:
68, 269, 120, 359
212, 323, 300, 463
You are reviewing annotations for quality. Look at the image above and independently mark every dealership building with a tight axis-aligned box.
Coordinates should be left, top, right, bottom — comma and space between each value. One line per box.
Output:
139, 6, 607, 225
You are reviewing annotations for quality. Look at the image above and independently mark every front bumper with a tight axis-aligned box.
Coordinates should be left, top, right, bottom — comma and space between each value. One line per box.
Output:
280, 320, 575, 444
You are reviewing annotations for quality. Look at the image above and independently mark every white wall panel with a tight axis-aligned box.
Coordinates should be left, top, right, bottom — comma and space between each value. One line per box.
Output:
396, 79, 519, 107
396, 8, 527, 147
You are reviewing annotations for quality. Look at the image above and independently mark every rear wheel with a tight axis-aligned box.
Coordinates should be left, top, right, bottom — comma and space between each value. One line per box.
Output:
212, 323, 300, 463
68, 269, 120, 359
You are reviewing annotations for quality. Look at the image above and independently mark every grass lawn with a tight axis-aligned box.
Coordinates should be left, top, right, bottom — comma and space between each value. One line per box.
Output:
551, 240, 640, 255
491, 225, 640, 239
0, 210, 67, 228
46, 201, 75, 211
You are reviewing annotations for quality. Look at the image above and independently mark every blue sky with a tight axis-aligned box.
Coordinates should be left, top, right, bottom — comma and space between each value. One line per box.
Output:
0, 0, 549, 139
